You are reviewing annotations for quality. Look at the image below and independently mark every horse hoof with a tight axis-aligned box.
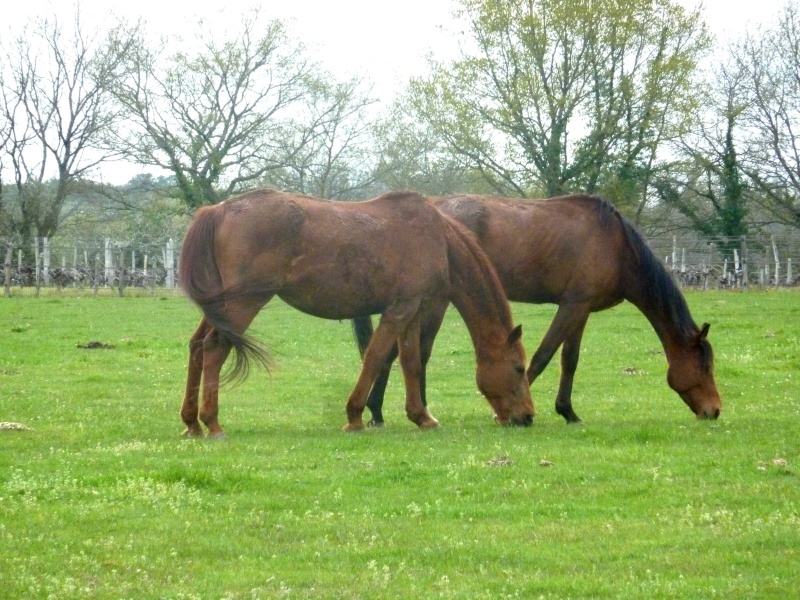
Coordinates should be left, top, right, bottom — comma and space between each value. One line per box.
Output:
367, 419, 385, 428
181, 427, 204, 438
418, 419, 440, 430
206, 430, 228, 440
342, 422, 364, 433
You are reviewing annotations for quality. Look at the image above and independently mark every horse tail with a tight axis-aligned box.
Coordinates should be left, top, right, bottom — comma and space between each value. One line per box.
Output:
351, 316, 374, 358
179, 204, 272, 384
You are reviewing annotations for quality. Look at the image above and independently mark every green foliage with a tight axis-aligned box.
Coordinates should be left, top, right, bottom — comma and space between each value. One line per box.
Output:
1, 292, 798, 598
404, 0, 711, 207
658, 102, 750, 240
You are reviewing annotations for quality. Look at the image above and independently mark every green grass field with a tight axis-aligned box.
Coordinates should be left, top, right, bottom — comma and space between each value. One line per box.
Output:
1, 290, 798, 599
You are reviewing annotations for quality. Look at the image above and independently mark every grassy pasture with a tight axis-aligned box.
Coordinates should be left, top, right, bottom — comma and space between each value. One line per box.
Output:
0, 290, 798, 599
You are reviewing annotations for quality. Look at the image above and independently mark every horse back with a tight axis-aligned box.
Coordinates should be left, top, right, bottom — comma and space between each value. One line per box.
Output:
434, 194, 628, 308
212, 189, 450, 319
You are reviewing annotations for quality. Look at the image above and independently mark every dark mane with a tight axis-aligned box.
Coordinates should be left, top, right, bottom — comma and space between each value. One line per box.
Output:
593, 197, 713, 371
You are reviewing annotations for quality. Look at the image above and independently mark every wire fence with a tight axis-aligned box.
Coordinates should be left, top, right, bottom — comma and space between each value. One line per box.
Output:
649, 234, 800, 289
2, 238, 176, 295
3, 233, 800, 295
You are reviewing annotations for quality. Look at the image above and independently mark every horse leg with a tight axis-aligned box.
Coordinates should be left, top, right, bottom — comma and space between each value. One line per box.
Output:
198, 328, 233, 438
365, 343, 398, 427
398, 314, 439, 429
198, 296, 272, 438
525, 303, 590, 423
343, 309, 416, 432
417, 300, 449, 412
354, 315, 398, 427
361, 304, 442, 426
181, 318, 212, 437
555, 316, 589, 424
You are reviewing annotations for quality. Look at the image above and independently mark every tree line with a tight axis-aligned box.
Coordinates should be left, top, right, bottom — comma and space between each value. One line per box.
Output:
2, 0, 800, 260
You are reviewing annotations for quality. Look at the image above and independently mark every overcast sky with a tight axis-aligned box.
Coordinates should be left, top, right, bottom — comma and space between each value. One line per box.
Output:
3, 0, 792, 183
6, 0, 791, 100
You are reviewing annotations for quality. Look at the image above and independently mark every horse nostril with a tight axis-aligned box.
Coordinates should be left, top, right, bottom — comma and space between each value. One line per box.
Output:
713, 408, 720, 419
515, 414, 534, 427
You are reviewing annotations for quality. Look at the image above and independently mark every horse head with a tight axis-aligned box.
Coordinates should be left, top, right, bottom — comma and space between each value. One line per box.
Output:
476, 325, 535, 426
666, 323, 721, 420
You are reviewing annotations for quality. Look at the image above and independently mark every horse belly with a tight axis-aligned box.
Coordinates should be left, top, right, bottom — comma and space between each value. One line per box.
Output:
277, 279, 386, 320
277, 257, 432, 320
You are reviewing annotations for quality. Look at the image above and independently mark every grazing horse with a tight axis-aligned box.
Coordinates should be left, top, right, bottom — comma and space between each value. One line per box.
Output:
178, 189, 534, 438
357, 194, 721, 424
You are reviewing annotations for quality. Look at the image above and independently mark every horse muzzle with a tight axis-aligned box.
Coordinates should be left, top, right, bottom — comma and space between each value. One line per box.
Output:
697, 407, 721, 420
495, 413, 534, 427
512, 413, 534, 427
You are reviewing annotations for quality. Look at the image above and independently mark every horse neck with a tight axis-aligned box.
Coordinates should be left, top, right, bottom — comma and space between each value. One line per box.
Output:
445, 223, 513, 355
617, 214, 698, 362
626, 277, 697, 362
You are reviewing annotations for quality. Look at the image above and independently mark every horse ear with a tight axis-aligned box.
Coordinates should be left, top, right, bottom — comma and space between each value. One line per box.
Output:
508, 324, 523, 346
698, 323, 710, 341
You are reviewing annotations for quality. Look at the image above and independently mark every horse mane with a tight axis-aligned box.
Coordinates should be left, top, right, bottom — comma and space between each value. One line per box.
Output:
441, 211, 514, 330
589, 196, 713, 371
179, 203, 273, 384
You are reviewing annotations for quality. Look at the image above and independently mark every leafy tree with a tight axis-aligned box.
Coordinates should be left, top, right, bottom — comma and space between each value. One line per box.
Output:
374, 94, 492, 196
656, 60, 749, 239
406, 0, 710, 215
59, 175, 188, 249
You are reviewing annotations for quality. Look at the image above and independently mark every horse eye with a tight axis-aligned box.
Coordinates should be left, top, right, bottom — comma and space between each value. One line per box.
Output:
515, 364, 525, 374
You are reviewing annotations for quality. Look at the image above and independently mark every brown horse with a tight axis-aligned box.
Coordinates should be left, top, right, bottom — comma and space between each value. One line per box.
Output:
357, 194, 721, 424
178, 189, 534, 437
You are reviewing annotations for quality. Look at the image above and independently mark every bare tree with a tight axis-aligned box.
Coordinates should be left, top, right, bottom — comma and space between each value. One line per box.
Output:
111, 11, 319, 208
735, 1, 800, 229
0, 10, 135, 250
259, 76, 380, 200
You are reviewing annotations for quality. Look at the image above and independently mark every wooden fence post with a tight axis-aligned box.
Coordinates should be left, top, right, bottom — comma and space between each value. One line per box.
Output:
35, 239, 41, 290
740, 236, 749, 289
3, 244, 12, 298
166, 239, 175, 289
42, 237, 51, 286
771, 236, 780, 286
117, 249, 126, 297
93, 254, 100, 295
104, 238, 113, 286
680, 248, 686, 279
